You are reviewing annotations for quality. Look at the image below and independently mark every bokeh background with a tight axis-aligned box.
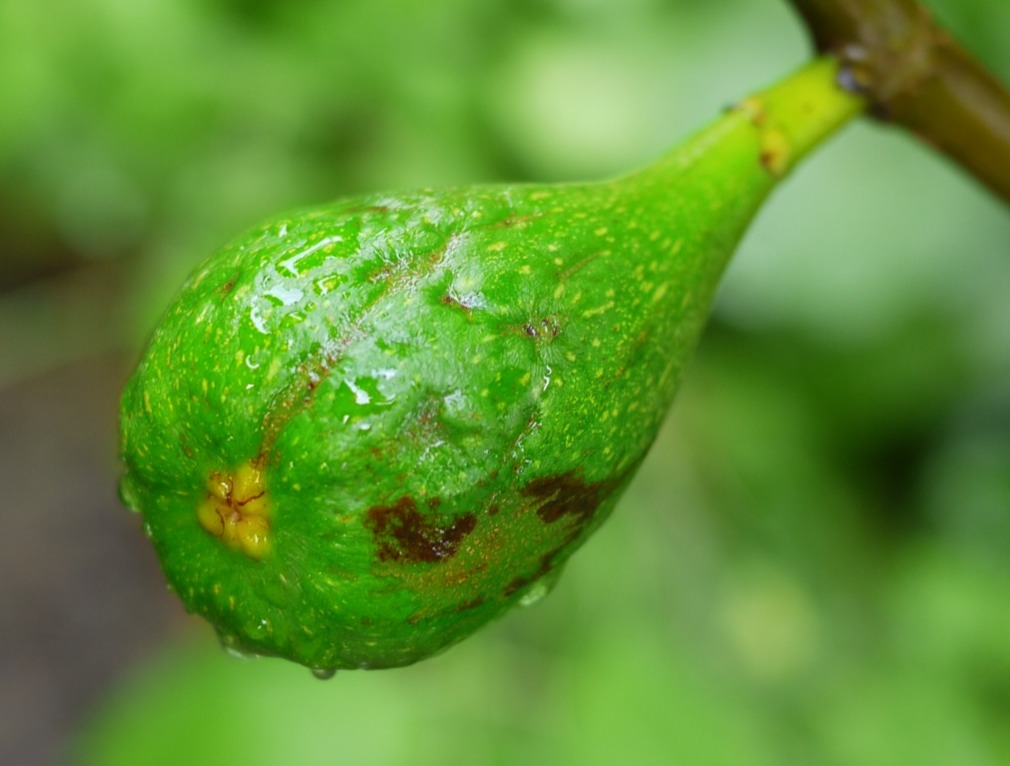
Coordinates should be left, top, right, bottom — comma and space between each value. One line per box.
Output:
2, 0, 1009, 764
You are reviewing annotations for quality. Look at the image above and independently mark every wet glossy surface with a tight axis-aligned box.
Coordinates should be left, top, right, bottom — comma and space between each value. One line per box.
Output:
118, 60, 861, 669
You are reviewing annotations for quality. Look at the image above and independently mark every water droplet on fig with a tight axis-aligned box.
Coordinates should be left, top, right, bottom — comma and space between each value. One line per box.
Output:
117, 475, 140, 513
310, 667, 337, 680
518, 565, 566, 608
222, 644, 258, 661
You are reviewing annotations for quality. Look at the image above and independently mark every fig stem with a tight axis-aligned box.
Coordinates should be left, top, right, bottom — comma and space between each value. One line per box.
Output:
787, 0, 1010, 205
740, 56, 867, 177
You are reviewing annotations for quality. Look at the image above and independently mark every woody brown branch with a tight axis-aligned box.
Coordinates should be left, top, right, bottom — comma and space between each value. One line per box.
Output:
788, 0, 1010, 205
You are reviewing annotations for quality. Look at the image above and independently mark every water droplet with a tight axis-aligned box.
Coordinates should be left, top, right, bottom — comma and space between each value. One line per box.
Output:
518, 564, 566, 608
345, 378, 371, 405
117, 475, 141, 513
223, 644, 258, 661
264, 284, 304, 307
519, 581, 550, 607
310, 667, 337, 680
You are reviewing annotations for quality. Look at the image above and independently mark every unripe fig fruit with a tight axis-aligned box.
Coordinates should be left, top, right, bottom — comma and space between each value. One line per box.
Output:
119, 59, 862, 671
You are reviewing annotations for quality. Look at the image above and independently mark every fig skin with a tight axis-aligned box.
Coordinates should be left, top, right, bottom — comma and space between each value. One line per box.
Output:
119, 59, 862, 670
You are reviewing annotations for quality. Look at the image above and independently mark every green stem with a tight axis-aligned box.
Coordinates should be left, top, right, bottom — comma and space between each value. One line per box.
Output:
786, 0, 1010, 205
744, 56, 867, 177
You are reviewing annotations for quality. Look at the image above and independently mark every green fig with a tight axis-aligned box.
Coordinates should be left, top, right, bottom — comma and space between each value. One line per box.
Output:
119, 58, 862, 671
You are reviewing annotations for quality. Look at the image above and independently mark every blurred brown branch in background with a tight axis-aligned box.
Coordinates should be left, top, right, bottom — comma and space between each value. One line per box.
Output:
788, 0, 1010, 205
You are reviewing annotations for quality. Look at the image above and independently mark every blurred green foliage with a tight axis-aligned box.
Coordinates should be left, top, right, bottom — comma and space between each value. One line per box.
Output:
2, 0, 1009, 764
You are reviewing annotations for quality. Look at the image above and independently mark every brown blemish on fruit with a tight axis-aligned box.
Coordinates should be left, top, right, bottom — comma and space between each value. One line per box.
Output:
501, 463, 642, 599
439, 293, 475, 319
523, 470, 613, 526
365, 496, 476, 564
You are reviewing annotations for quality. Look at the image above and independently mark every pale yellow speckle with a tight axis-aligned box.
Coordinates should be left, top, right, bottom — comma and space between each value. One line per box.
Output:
653, 284, 669, 302
530, 190, 551, 200
566, 351, 577, 362
649, 230, 661, 241
582, 301, 614, 318
592, 338, 601, 348
594, 226, 608, 236
553, 257, 563, 266
143, 391, 152, 413
481, 389, 490, 398
553, 283, 566, 299
547, 243, 559, 252
266, 358, 283, 381
471, 354, 483, 365
605, 288, 615, 298
488, 241, 507, 252
201, 379, 209, 394
519, 264, 532, 275
519, 372, 532, 386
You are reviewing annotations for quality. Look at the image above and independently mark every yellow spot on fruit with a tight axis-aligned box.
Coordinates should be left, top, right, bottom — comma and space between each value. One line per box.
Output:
760, 128, 792, 177
197, 460, 272, 559
488, 241, 507, 252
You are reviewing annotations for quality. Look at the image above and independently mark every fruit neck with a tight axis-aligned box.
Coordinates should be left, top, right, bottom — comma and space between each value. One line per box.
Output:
736, 56, 866, 178
646, 56, 866, 185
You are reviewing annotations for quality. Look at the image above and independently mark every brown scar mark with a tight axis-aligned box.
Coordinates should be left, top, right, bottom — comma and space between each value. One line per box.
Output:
439, 293, 476, 319
502, 462, 642, 598
219, 279, 236, 297
522, 471, 614, 526
365, 496, 476, 564
456, 596, 485, 612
